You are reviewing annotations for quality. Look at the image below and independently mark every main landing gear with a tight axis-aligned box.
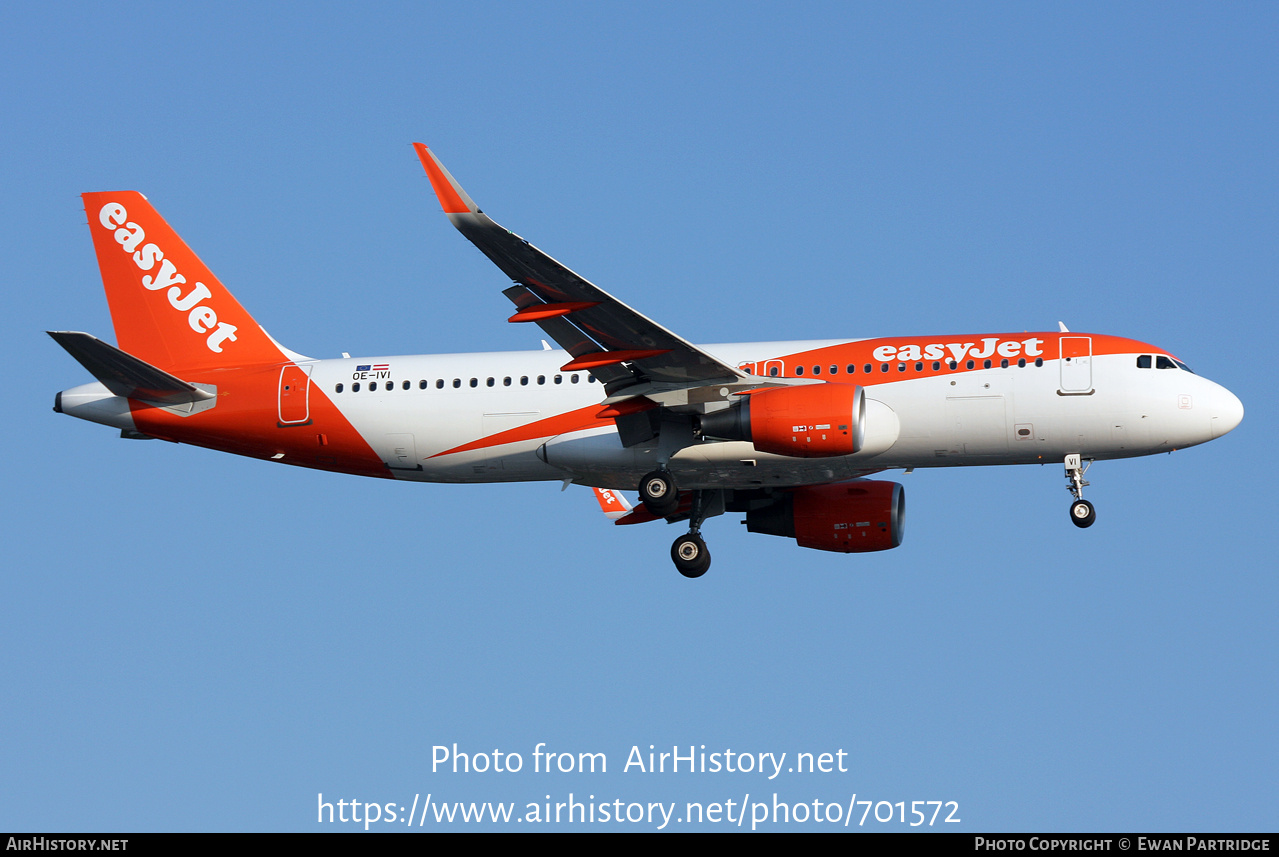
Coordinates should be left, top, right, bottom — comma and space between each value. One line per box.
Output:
671, 533, 710, 579
639, 469, 679, 518
638, 469, 718, 578
671, 489, 719, 578
1064, 453, 1096, 528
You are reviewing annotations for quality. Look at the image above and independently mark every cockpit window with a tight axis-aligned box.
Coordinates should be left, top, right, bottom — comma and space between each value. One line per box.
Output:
1147, 354, 1195, 373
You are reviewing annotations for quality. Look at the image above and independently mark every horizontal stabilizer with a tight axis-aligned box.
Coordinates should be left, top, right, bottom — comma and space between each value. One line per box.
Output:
47, 331, 214, 406
612, 492, 695, 526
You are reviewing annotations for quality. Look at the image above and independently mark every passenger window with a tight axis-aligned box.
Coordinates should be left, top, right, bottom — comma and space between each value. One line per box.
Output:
796, 366, 805, 376
352, 382, 360, 392
830, 365, 838, 375
571, 374, 580, 383
813, 365, 821, 375
864, 364, 872, 374
504, 376, 512, 386
486, 377, 495, 387
897, 363, 905, 372
554, 375, 562, 384
453, 379, 461, 388
769, 366, 779, 377
521, 376, 529, 386
1034, 358, 1043, 367
419, 380, 427, 389
1018, 358, 1026, 368
966, 360, 975, 369
880, 363, 889, 373
1137, 355, 1152, 369
436, 379, 444, 389
470, 378, 478, 387
335, 383, 344, 393
537, 375, 546, 385
370, 381, 378, 391
1000, 359, 1008, 368
915, 362, 923, 371
983, 359, 992, 369
932, 361, 940, 371
847, 364, 856, 374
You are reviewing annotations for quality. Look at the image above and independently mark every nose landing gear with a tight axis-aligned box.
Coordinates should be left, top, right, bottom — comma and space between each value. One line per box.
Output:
1064, 454, 1096, 528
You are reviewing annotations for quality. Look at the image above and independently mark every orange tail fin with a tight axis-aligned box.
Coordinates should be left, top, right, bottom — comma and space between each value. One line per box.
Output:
82, 191, 287, 371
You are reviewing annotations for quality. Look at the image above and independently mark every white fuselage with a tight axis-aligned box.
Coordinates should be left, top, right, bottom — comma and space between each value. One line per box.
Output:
292, 337, 1241, 489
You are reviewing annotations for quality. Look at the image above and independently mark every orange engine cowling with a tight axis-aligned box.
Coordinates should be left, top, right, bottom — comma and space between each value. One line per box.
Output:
699, 383, 865, 458
745, 480, 905, 553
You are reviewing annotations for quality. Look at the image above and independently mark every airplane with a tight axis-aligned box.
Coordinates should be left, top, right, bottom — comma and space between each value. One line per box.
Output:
50, 144, 1245, 577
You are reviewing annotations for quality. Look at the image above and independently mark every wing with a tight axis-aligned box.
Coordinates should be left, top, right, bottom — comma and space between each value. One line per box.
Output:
413, 143, 752, 400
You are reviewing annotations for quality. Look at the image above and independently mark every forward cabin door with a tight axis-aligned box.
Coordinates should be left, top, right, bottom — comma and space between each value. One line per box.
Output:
1059, 336, 1093, 394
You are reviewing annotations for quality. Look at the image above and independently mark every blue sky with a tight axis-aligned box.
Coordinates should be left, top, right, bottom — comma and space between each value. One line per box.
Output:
2, 2, 1275, 831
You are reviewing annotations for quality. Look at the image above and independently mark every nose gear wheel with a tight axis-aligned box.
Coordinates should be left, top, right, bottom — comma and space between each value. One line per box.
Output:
1064, 454, 1096, 528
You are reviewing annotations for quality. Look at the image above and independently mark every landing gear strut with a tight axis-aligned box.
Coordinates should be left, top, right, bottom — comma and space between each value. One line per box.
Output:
1064, 453, 1096, 528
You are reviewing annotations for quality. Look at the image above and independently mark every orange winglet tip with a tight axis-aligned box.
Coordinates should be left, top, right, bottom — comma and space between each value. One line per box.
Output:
561, 349, 670, 372
412, 143, 475, 215
508, 301, 601, 323
595, 398, 658, 419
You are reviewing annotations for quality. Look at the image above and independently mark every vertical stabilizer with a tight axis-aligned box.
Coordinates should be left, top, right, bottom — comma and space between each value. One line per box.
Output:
82, 191, 286, 371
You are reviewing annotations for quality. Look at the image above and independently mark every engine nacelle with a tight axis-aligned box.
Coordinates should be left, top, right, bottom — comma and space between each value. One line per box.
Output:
699, 383, 865, 458
745, 480, 905, 553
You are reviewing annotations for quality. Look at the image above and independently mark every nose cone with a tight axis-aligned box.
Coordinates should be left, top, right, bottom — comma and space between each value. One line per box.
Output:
1210, 386, 1244, 439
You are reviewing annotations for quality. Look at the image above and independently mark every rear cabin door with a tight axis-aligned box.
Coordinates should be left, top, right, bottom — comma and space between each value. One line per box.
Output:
278, 364, 313, 425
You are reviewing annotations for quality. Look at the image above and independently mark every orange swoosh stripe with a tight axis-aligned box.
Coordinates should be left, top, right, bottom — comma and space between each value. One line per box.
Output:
429, 404, 612, 459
